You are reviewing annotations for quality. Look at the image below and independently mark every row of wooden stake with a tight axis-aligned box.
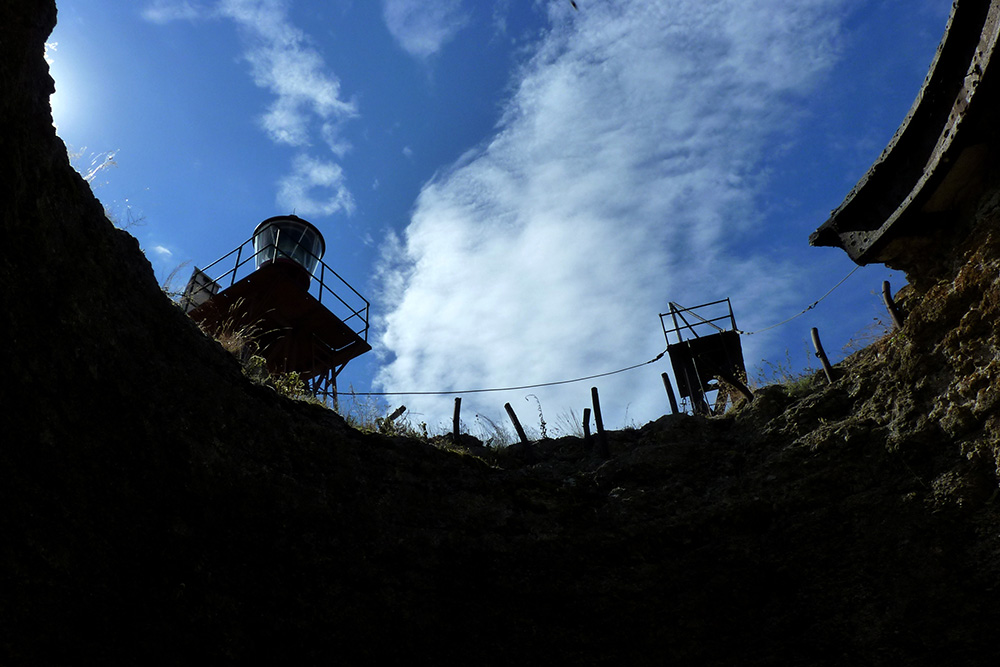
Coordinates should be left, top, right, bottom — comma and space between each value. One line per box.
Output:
384, 281, 907, 447
659, 279, 904, 414
502, 386, 611, 458
811, 280, 904, 385
391, 389, 618, 458
382, 389, 611, 458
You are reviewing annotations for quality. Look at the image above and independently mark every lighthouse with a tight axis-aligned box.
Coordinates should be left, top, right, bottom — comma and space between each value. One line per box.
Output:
180, 214, 371, 403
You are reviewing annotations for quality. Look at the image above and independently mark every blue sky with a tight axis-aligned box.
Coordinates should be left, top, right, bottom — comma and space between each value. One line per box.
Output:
48, 0, 950, 434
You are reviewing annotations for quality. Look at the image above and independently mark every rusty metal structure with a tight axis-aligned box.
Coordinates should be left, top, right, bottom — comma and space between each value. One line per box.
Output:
811, 0, 1000, 268
181, 215, 371, 403
660, 299, 751, 415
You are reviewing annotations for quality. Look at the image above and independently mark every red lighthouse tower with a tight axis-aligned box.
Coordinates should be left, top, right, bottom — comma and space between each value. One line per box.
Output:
180, 215, 371, 403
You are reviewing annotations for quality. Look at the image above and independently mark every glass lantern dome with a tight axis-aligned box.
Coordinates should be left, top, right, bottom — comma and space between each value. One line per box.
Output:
252, 215, 326, 275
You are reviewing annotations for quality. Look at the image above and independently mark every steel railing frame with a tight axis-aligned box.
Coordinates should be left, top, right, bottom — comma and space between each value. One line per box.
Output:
185, 229, 370, 342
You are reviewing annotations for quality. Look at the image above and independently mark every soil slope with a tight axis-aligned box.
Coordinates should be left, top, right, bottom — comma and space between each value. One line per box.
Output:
3, 3, 1000, 665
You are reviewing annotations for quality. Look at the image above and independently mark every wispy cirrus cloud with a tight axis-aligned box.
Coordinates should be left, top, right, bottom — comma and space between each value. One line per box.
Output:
381, 0, 469, 58
141, 0, 206, 24
219, 0, 356, 151
375, 0, 847, 428
143, 0, 356, 216
151, 244, 174, 258
277, 154, 354, 217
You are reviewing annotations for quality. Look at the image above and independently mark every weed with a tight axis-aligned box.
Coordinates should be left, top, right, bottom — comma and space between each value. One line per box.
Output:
105, 204, 146, 230
202, 298, 263, 360
843, 316, 893, 355
782, 373, 819, 398
337, 389, 389, 431
188, 299, 327, 405
553, 408, 585, 438
241, 354, 317, 402
373, 411, 422, 438
272, 370, 308, 399
160, 261, 191, 300
243, 354, 269, 385
751, 349, 818, 397
526, 394, 548, 439
622, 403, 642, 430
83, 150, 118, 183
337, 389, 428, 438
473, 413, 515, 448
66, 146, 117, 184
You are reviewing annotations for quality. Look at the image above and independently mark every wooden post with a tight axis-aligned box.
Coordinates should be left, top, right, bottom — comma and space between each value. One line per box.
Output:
582, 407, 592, 446
387, 405, 406, 423
591, 387, 610, 459
701, 361, 754, 404
452, 397, 461, 444
504, 402, 529, 445
725, 373, 754, 403
661, 372, 679, 415
882, 280, 904, 331
811, 328, 835, 384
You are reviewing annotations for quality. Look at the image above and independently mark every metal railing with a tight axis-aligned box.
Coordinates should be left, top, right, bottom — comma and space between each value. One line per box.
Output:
186, 231, 370, 342
659, 298, 737, 345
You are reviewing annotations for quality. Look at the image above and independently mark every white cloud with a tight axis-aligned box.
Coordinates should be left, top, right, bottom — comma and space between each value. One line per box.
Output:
141, 0, 207, 24
277, 153, 355, 217
375, 0, 846, 428
219, 0, 357, 150
382, 0, 469, 58
144, 0, 358, 217
151, 245, 174, 258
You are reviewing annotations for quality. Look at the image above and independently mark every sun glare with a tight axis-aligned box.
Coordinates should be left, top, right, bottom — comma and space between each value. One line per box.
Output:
45, 41, 82, 133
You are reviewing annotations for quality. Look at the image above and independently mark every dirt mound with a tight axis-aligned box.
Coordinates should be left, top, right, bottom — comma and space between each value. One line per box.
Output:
3, 3, 1000, 664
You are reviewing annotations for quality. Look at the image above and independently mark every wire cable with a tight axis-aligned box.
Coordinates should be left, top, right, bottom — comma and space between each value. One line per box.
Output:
344, 349, 667, 396
735, 265, 862, 335
342, 264, 863, 398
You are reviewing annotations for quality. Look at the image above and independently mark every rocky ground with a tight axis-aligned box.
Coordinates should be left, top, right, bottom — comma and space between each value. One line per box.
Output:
4, 2, 1000, 665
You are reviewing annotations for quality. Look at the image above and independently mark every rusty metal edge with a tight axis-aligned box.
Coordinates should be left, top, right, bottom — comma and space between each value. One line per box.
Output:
810, 0, 1000, 264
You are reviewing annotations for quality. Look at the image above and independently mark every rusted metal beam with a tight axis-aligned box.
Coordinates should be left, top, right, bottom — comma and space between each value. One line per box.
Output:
811, 0, 1000, 266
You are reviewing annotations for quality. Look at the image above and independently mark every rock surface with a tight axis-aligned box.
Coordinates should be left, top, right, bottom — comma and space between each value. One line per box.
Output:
4, 3, 1000, 665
